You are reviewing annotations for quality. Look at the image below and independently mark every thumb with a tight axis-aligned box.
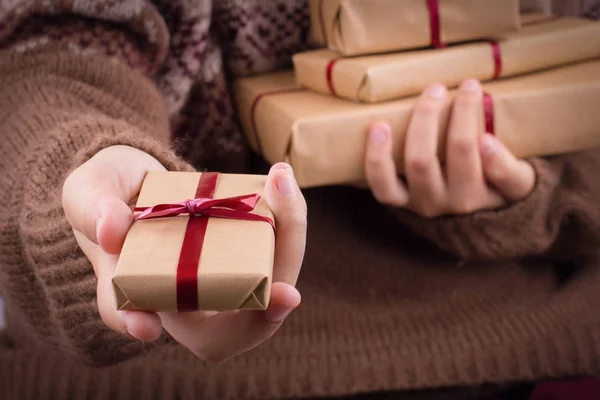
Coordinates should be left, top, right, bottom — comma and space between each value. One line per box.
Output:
62, 145, 166, 254
94, 196, 135, 254
264, 163, 307, 286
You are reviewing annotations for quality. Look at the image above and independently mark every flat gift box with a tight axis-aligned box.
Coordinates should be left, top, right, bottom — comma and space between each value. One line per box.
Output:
112, 171, 275, 312
310, 0, 521, 56
234, 61, 600, 188
295, 15, 600, 103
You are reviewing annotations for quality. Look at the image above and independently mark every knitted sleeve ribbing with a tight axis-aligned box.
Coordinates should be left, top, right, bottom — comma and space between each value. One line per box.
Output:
0, 36, 192, 365
390, 150, 600, 262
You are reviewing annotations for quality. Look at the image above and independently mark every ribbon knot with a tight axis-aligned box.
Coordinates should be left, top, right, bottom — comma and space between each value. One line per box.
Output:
184, 199, 197, 215
181, 198, 204, 216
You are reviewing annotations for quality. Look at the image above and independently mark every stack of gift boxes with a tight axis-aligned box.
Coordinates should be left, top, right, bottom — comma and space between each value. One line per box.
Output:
234, 0, 600, 188
110, 1, 600, 314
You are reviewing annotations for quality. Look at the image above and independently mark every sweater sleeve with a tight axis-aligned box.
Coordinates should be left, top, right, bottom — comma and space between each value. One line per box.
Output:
0, 12, 194, 366
391, 150, 600, 262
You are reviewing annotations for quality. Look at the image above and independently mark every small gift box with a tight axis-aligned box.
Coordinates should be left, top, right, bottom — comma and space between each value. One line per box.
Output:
310, 0, 521, 56
295, 14, 600, 103
112, 172, 275, 312
234, 61, 600, 188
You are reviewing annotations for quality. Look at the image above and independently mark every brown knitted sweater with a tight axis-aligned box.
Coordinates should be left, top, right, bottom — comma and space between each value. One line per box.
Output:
1, 1, 600, 400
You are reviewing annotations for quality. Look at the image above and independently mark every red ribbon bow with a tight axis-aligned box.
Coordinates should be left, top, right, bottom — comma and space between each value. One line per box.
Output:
134, 194, 275, 229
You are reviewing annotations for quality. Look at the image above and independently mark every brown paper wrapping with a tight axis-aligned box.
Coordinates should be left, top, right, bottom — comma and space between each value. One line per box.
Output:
234, 61, 600, 188
112, 172, 275, 312
310, 0, 521, 56
296, 15, 600, 103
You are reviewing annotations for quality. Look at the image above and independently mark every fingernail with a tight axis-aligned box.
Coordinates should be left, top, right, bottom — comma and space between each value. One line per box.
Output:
460, 78, 480, 93
426, 84, 446, 99
266, 306, 293, 324
272, 162, 291, 171
480, 134, 497, 157
370, 124, 390, 144
276, 173, 296, 196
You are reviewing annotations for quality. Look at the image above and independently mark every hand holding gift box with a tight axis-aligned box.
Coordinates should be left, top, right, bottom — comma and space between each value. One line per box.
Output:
296, 14, 600, 103
235, 61, 600, 188
63, 146, 306, 358
362, 80, 538, 217
310, 0, 521, 56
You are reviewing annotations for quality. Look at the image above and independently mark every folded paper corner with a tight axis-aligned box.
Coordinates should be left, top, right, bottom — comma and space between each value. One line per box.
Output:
112, 276, 137, 311
239, 275, 271, 310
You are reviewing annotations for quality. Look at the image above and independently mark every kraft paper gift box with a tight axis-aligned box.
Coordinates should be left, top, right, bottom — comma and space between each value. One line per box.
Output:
295, 14, 600, 103
310, 0, 521, 56
234, 61, 600, 188
112, 171, 275, 312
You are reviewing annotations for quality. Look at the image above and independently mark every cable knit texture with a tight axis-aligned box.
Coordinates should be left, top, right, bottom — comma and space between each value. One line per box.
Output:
0, 1, 599, 400
392, 155, 600, 261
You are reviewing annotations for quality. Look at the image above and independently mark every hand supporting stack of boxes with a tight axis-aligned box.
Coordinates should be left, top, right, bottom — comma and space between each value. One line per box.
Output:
234, 0, 600, 188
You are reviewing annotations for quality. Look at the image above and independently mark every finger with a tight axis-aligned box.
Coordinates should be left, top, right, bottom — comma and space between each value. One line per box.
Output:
264, 163, 307, 286
161, 282, 300, 362
73, 230, 163, 341
446, 79, 486, 202
94, 196, 135, 254
404, 84, 448, 213
481, 189, 508, 212
62, 145, 166, 253
364, 122, 409, 207
479, 134, 536, 201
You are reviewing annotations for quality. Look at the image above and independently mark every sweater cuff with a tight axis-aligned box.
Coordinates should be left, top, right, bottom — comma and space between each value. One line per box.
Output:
391, 158, 560, 261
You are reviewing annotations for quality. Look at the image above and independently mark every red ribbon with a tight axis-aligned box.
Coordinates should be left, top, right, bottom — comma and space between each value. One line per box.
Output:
483, 92, 495, 135
426, 0, 445, 48
325, 58, 341, 95
488, 16, 559, 81
134, 172, 275, 311
489, 41, 502, 80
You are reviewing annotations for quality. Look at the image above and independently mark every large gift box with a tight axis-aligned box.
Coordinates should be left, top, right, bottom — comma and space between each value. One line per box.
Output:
296, 15, 600, 103
310, 0, 521, 56
234, 61, 600, 188
113, 171, 275, 312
